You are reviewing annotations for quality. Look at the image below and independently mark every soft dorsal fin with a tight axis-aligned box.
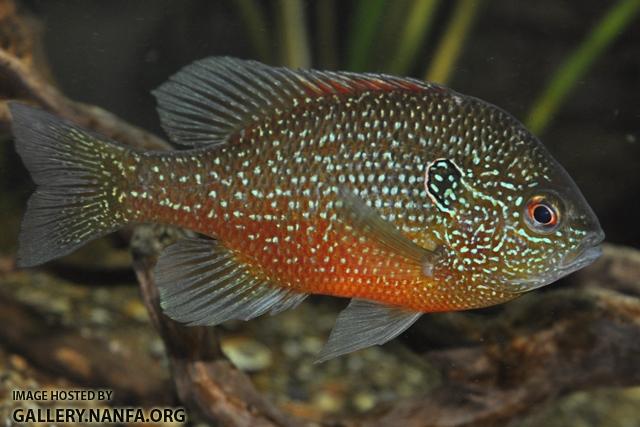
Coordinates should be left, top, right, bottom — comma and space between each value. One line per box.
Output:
315, 299, 422, 363
156, 237, 307, 325
153, 56, 439, 147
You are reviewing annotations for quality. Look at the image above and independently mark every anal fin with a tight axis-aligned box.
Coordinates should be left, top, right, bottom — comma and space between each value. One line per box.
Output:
315, 299, 422, 363
155, 237, 307, 325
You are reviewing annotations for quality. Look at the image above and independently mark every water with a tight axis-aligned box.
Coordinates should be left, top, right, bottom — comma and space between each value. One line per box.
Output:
2, 1, 639, 426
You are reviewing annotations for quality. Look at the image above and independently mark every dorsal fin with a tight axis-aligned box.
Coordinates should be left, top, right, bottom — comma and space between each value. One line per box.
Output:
153, 56, 440, 147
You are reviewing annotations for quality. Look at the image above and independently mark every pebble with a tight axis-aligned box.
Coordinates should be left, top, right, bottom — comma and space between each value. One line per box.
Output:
123, 300, 149, 322
89, 308, 111, 325
9, 354, 27, 371
149, 338, 166, 359
301, 336, 323, 354
221, 336, 272, 372
353, 392, 376, 412
313, 391, 343, 413
282, 339, 302, 358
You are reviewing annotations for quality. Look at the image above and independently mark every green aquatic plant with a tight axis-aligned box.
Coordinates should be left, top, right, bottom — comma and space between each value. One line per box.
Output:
526, 0, 640, 134
346, 0, 387, 71
425, 0, 481, 84
316, 0, 338, 69
233, 0, 272, 63
234, 0, 637, 133
277, 0, 311, 68
386, 0, 440, 75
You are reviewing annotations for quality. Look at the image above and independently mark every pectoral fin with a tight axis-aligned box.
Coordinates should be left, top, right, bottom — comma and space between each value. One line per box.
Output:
337, 188, 440, 273
315, 299, 422, 363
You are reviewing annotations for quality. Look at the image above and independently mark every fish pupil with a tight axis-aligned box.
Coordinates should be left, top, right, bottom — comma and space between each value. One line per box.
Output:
533, 204, 553, 224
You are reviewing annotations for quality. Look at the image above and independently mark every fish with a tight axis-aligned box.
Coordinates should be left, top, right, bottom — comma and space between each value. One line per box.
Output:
10, 57, 605, 362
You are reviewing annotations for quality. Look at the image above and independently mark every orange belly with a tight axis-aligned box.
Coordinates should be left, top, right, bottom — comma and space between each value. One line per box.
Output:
136, 188, 515, 313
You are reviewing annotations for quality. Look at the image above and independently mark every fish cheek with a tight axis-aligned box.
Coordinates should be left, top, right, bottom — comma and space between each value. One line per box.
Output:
499, 222, 562, 282
424, 161, 487, 278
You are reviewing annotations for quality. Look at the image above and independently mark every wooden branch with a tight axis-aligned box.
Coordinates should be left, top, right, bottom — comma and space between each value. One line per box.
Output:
130, 225, 303, 427
0, 0, 168, 151
0, 47, 170, 151
0, 289, 173, 404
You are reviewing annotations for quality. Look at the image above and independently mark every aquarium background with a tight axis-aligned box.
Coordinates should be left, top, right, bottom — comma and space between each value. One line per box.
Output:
1, 0, 639, 426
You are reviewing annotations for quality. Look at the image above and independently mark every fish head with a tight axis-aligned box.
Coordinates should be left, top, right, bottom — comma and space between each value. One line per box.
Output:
421, 97, 604, 296
493, 152, 605, 292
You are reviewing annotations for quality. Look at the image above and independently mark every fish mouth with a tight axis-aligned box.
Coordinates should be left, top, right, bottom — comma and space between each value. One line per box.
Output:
506, 232, 604, 293
557, 244, 602, 277
560, 230, 605, 271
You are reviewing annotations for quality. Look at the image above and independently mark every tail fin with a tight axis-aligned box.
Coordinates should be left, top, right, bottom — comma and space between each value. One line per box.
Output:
10, 103, 133, 267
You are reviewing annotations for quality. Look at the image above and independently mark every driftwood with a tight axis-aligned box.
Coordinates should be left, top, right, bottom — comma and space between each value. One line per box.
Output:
1, 2, 639, 426
0, 0, 168, 150
0, 289, 173, 404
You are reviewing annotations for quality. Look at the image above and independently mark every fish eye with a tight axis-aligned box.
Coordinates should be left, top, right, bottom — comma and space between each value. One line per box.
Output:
525, 196, 559, 233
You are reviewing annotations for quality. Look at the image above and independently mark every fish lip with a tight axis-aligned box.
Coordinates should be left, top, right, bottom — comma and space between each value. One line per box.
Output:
559, 230, 605, 271
536, 240, 604, 286
558, 244, 603, 276
541, 232, 604, 284
505, 234, 604, 293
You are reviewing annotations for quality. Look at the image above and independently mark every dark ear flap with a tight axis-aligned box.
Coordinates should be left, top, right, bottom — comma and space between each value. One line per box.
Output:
425, 158, 463, 213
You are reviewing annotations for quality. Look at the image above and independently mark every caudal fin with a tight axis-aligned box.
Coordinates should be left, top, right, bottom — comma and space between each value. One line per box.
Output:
10, 103, 133, 267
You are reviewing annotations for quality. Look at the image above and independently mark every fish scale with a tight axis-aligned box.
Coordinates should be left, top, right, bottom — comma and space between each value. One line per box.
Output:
123, 90, 510, 311
10, 57, 604, 361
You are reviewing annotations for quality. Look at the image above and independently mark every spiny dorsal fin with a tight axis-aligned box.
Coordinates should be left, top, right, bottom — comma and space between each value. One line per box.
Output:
156, 237, 307, 325
315, 299, 422, 363
153, 56, 441, 147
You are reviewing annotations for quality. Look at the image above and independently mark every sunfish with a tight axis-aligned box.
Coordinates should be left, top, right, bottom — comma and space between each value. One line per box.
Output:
10, 57, 604, 361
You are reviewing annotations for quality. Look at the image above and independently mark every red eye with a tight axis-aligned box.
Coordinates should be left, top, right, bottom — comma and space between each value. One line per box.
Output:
526, 197, 558, 228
